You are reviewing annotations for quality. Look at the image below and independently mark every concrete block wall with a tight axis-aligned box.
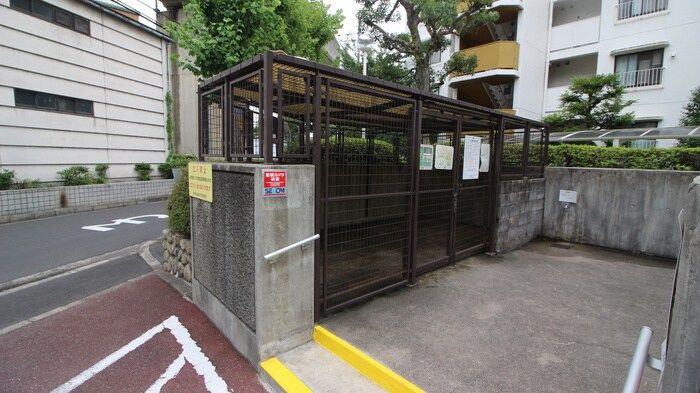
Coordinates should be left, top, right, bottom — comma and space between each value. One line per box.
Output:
543, 168, 700, 258
495, 178, 545, 253
0, 179, 175, 223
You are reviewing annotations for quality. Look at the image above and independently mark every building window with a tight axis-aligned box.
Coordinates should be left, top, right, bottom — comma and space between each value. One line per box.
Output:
430, 51, 441, 64
618, 0, 668, 21
14, 89, 93, 115
615, 49, 663, 87
9, 0, 91, 36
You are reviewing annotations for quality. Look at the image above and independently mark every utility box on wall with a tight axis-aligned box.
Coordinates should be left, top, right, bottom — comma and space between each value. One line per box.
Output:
190, 163, 315, 366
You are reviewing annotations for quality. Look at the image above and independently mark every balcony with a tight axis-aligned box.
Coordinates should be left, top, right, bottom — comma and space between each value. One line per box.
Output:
550, 16, 600, 52
458, 41, 519, 74
617, 0, 668, 21
616, 67, 664, 88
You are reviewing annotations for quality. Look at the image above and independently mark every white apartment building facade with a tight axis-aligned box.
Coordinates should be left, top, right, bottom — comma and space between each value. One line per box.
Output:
433, 0, 700, 132
0, 0, 171, 182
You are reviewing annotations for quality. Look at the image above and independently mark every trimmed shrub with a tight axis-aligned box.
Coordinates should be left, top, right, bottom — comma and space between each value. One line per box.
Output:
547, 145, 700, 171
167, 167, 190, 236
0, 170, 15, 190
95, 164, 109, 184
134, 162, 152, 181
58, 166, 96, 186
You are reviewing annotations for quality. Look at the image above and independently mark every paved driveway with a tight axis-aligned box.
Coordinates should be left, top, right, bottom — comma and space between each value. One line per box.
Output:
321, 238, 675, 393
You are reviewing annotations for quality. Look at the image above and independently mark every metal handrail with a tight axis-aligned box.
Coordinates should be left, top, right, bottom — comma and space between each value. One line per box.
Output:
621, 326, 664, 393
263, 234, 320, 263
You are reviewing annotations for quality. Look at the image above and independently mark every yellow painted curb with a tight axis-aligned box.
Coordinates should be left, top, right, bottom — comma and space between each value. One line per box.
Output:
314, 326, 425, 393
260, 357, 313, 393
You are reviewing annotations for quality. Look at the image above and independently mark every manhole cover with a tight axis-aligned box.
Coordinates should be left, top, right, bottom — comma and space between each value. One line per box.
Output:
550, 243, 574, 249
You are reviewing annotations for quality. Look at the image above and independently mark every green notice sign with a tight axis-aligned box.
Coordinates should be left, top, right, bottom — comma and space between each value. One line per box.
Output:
420, 144, 434, 170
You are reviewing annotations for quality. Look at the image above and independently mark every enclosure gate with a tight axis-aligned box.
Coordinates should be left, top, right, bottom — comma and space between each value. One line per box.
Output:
315, 80, 494, 317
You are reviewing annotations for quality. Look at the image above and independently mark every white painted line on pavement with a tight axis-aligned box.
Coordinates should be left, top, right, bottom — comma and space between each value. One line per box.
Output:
82, 214, 168, 232
145, 353, 185, 393
51, 315, 230, 393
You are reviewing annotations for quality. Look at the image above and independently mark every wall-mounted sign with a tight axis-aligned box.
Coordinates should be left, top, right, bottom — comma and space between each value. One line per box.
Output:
263, 170, 287, 197
559, 190, 578, 204
462, 136, 481, 180
434, 145, 454, 170
188, 162, 213, 203
419, 144, 434, 170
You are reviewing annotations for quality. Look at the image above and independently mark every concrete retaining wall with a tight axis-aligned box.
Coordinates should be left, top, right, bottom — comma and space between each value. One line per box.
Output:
543, 167, 700, 258
495, 178, 545, 253
191, 163, 315, 367
0, 179, 175, 223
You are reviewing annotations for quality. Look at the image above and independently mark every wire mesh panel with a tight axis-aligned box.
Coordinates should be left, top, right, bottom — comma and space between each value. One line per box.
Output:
201, 88, 224, 157
230, 72, 262, 159
415, 114, 457, 272
527, 127, 546, 177
320, 80, 414, 313
454, 126, 492, 257
501, 125, 525, 179
276, 70, 312, 160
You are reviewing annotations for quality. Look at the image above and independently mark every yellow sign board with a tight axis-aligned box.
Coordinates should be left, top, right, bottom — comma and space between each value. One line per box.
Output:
188, 162, 213, 202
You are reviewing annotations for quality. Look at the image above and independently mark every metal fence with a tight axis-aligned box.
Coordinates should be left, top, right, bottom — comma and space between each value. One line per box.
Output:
198, 52, 548, 317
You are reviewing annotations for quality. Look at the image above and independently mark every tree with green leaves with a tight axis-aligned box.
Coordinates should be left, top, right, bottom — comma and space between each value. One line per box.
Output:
166, 0, 343, 78
357, 0, 497, 91
676, 86, 700, 147
338, 47, 414, 86
542, 74, 636, 131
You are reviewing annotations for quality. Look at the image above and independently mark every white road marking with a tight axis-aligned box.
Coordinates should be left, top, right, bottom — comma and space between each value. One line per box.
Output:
82, 214, 168, 232
51, 315, 230, 393
145, 353, 185, 393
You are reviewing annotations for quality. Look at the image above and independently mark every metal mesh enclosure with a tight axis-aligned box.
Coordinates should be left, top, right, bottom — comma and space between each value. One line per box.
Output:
198, 52, 549, 318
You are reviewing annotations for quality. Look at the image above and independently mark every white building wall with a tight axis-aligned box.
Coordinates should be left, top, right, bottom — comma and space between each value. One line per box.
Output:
545, 0, 700, 130
0, 0, 169, 182
511, 0, 551, 120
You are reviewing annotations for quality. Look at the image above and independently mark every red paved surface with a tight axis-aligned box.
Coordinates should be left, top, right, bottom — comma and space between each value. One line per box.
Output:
0, 274, 266, 393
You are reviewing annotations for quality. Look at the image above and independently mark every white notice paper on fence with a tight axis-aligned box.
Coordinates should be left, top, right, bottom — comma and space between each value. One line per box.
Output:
480, 144, 490, 172
462, 136, 481, 180
434, 145, 454, 170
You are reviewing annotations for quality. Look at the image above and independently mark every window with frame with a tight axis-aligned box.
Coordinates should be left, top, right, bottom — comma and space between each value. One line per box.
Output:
14, 89, 94, 116
618, 0, 669, 21
430, 51, 441, 64
9, 0, 90, 35
615, 49, 664, 88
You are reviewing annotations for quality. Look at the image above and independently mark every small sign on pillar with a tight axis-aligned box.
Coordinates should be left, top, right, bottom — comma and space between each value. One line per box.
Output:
263, 170, 287, 197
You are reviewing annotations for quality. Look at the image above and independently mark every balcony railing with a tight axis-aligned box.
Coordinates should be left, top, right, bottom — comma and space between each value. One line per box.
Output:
616, 67, 664, 88
458, 41, 519, 74
618, 0, 668, 20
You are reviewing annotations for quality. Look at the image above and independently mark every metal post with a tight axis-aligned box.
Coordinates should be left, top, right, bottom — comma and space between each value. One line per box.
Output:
313, 72, 323, 321
408, 99, 422, 285
263, 51, 274, 163
488, 117, 505, 253
522, 123, 530, 178
621, 326, 653, 393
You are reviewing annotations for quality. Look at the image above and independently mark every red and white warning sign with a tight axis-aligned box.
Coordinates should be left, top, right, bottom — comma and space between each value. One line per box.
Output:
263, 170, 287, 197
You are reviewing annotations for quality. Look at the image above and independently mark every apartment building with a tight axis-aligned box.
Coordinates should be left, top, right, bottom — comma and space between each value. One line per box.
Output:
434, 0, 700, 132
0, 0, 171, 182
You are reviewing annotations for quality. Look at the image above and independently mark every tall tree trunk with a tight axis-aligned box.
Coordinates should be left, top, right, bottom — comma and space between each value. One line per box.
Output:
415, 60, 431, 91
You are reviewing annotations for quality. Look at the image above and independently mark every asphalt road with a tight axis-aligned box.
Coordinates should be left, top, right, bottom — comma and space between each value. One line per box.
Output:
0, 201, 167, 284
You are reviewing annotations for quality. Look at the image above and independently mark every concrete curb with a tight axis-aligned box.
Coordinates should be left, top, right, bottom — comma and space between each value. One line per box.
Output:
139, 239, 193, 299
0, 244, 142, 293
314, 326, 425, 393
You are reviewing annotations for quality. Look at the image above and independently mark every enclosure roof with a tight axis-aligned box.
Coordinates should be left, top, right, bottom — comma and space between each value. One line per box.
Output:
199, 51, 548, 129
549, 127, 700, 142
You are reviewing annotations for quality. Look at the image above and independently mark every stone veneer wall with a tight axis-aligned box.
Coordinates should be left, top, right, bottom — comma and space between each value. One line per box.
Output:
162, 228, 192, 282
495, 178, 545, 253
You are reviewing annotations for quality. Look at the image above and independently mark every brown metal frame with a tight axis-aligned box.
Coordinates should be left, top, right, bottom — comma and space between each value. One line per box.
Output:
197, 51, 549, 319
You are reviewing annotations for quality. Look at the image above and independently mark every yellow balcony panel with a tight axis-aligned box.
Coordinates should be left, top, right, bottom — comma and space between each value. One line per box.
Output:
459, 41, 519, 74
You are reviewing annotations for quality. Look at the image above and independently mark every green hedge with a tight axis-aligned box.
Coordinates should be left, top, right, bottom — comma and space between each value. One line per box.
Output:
167, 167, 190, 236
547, 145, 700, 171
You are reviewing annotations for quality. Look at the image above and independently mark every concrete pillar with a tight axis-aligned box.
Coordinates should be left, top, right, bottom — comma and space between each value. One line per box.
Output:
659, 175, 700, 393
190, 163, 315, 367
